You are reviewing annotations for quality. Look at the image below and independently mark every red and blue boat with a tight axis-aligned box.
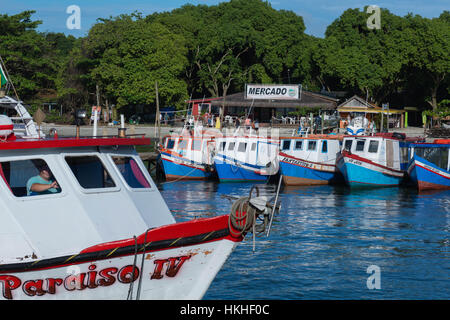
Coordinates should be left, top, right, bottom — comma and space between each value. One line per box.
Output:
213, 131, 279, 182
337, 133, 423, 188
278, 135, 344, 185
407, 139, 450, 191
158, 128, 219, 181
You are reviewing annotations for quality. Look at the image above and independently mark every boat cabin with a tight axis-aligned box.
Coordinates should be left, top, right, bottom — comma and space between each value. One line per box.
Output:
409, 142, 450, 172
341, 134, 412, 171
0, 136, 174, 264
279, 135, 342, 166
160, 133, 217, 166
215, 135, 279, 169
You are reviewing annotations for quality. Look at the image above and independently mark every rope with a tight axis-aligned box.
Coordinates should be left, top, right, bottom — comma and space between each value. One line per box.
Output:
160, 165, 203, 184
227, 186, 269, 238
228, 197, 256, 238
126, 236, 139, 300
136, 228, 152, 300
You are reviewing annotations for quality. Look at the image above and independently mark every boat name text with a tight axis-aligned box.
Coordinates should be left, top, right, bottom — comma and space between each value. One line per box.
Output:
0, 255, 190, 299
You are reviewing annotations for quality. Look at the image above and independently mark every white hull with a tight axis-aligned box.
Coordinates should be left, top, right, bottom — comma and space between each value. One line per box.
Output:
0, 238, 237, 300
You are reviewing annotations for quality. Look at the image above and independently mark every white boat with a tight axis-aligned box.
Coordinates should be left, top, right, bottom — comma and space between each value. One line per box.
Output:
346, 115, 368, 136
0, 117, 279, 300
278, 134, 344, 185
0, 94, 44, 138
213, 129, 279, 182
158, 127, 219, 181
337, 133, 423, 187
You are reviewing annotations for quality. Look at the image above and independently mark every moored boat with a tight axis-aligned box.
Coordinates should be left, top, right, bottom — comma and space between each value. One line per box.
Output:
345, 114, 369, 136
0, 119, 279, 300
158, 127, 219, 181
337, 133, 423, 188
407, 139, 450, 191
278, 134, 344, 185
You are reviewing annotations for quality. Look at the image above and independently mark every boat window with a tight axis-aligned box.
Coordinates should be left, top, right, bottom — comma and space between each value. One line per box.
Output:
307, 140, 317, 151
251, 143, 256, 151
111, 156, 151, 189
228, 142, 235, 151
238, 142, 247, 152
219, 141, 226, 151
368, 140, 379, 153
344, 140, 352, 151
321, 140, 328, 153
192, 140, 202, 151
415, 147, 449, 171
281, 140, 291, 151
178, 139, 188, 150
294, 140, 303, 150
355, 140, 365, 152
65, 156, 116, 189
166, 139, 175, 150
0, 159, 62, 197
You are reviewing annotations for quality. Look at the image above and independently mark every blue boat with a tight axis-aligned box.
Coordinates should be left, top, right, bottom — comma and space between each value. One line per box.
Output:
337, 133, 422, 188
278, 135, 344, 185
407, 139, 450, 191
213, 133, 279, 182
158, 129, 218, 181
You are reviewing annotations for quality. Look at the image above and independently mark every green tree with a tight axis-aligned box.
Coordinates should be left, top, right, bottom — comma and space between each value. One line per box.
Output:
408, 14, 449, 111
316, 8, 418, 104
0, 11, 76, 102
151, 0, 310, 99
84, 14, 189, 109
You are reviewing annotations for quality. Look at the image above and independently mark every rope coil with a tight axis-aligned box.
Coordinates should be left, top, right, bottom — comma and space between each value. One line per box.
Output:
227, 186, 270, 238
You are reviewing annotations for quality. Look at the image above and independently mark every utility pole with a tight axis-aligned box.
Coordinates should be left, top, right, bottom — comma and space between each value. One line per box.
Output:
155, 81, 160, 144
96, 84, 100, 107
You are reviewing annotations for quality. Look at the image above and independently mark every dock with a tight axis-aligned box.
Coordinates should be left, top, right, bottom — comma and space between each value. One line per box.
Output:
139, 152, 160, 175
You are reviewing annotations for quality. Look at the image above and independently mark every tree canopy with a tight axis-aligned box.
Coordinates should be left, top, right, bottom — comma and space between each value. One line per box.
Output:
0, 1, 448, 118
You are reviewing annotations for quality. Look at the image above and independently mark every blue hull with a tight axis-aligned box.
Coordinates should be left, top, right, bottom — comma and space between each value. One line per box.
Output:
409, 155, 450, 190
214, 161, 268, 182
338, 158, 403, 188
161, 158, 211, 180
279, 161, 338, 185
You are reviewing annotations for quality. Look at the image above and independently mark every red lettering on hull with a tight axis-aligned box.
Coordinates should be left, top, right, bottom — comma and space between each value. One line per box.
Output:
0, 255, 191, 300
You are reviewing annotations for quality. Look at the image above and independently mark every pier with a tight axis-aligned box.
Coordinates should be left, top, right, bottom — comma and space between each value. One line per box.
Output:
138, 151, 160, 175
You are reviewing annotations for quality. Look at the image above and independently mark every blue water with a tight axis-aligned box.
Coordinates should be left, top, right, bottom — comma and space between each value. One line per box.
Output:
157, 181, 450, 300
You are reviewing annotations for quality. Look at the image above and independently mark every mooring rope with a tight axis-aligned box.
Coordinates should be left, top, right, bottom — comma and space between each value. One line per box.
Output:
126, 236, 138, 300
227, 186, 270, 239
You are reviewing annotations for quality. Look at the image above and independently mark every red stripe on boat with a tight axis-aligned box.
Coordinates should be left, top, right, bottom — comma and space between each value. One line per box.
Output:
279, 151, 336, 168
80, 215, 239, 254
0, 137, 151, 150
341, 150, 403, 174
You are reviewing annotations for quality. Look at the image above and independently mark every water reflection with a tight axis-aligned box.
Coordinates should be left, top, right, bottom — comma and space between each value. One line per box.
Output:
157, 181, 450, 299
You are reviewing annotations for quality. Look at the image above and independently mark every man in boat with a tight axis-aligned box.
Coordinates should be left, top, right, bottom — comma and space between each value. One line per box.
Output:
26, 163, 61, 196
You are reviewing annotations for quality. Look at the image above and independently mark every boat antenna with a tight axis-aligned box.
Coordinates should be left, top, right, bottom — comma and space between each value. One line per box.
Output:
245, 98, 255, 119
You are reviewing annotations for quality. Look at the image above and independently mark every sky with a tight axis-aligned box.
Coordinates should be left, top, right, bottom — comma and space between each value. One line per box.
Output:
1, 0, 448, 38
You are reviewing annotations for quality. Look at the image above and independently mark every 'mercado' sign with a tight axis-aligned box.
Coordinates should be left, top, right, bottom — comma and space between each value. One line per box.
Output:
245, 84, 301, 100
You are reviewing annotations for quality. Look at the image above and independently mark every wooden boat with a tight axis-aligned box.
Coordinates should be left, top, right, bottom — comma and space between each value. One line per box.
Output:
158, 127, 219, 181
278, 134, 344, 185
213, 130, 279, 182
407, 139, 450, 191
0, 117, 278, 300
337, 133, 423, 188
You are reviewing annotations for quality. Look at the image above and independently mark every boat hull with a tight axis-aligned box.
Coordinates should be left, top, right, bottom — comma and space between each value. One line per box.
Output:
214, 160, 268, 182
408, 156, 450, 191
0, 216, 240, 300
337, 153, 404, 188
160, 153, 212, 181
279, 153, 340, 186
